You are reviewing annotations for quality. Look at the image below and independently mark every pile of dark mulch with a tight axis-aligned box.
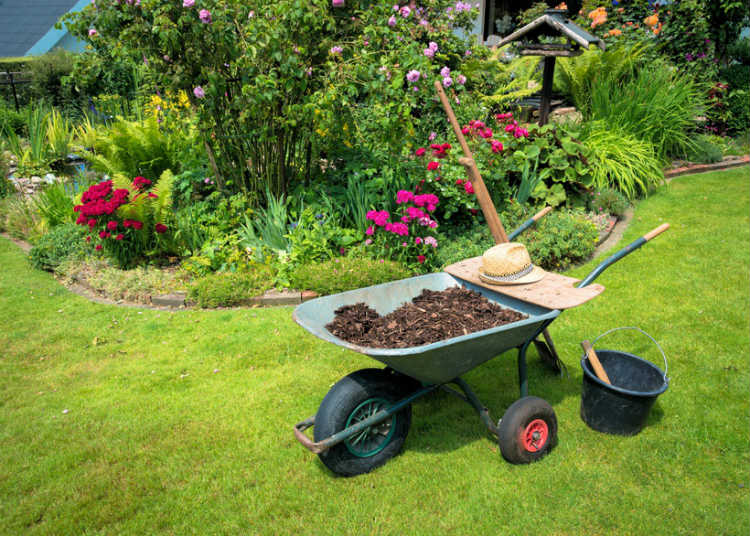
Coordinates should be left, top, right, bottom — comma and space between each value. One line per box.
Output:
326, 286, 527, 348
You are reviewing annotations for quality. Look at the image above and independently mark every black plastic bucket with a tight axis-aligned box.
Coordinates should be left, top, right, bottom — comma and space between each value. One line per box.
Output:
580, 328, 668, 436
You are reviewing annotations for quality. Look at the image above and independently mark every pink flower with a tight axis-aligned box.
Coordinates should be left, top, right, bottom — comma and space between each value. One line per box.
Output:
332, 0, 344, 6
366, 210, 390, 227
330, 46, 343, 55
440, 66, 451, 78
407, 206, 426, 220
428, 131, 437, 141
415, 237, 423, 245
95, 244, 102, 251
399, 5, 411, 17
457, 74, 466, 85
115, 233, 124, 240
427, 161, 439, 171
88, 28, 98, 37
388, 15, 397, 26
183, 0, 194, 6
415, 147, 426, 157
106, 220, 118, 231
491, 140, 504, 153
424, 48, 435, 58
464, 181, 475, 194
505, 124, 516, 132
194, 86, 205, 98
417, 255, 426, 264
365, 238, 373, 245
480, 128, 493, 138
390, 222, 409, 236
366, 226, 375, 236
199, 9, 211, 23
406, 70, 421, 83
442, 77, 452, 87
396, 190, 414, 204
424, 236, 438, 248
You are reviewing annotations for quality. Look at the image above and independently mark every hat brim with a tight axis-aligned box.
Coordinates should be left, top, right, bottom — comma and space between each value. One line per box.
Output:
478, 265, 546, 286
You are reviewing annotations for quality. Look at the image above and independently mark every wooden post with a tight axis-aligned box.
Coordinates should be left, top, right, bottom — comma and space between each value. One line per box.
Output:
538, 56, 556, 126
434, 80, 508, 244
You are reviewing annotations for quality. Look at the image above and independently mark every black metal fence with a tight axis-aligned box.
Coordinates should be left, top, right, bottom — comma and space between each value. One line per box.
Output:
0, 71, 32, 112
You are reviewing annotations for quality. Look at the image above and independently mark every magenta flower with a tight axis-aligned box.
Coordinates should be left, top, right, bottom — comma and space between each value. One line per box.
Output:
396, 190, 414, 204
425, 236, 438, 248
88, 28, 98, 37
399, 5, 411, 17
366, 226, 375, 236
183, 0, 194, 6
417, 255, 426, 264
457, 74, 467, 85
330, 46, 343, 55
332, 0, 345, 6
388, 15, 397, 26
193, 86, 205, 98
440, 66, 451, 78
428, 131, 437, 141
464, 182, 475, 194
415, 237, 423, 245
199, 9, 211, 23
442, 77, 452, 87
415, 147, 426, 156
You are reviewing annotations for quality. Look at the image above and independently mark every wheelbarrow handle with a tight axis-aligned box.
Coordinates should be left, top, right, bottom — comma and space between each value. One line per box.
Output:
577, 223, 670, 288
508, 206, 553, 241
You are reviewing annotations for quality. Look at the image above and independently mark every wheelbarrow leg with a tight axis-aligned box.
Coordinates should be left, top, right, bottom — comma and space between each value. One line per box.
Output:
534, 329, 563, 374
517, 341, 531, 398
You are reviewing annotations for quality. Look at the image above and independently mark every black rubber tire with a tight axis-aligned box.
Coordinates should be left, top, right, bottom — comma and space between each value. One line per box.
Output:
497, 396, 557, 464
313, 368, 413, 477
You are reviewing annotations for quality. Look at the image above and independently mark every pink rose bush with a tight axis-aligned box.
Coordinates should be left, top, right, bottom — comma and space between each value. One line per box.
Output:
364, 189, 441, 271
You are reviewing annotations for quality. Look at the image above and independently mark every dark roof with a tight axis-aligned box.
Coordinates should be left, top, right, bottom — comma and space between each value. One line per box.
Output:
0, 0, 79, 57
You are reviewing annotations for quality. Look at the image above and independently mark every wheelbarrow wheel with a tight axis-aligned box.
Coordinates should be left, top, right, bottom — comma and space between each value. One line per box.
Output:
314, 368, 413, 477
497, 396, 557, 464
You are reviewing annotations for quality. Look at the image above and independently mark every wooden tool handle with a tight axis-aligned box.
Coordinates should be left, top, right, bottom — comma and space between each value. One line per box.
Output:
532, 206, 552, 221
434, 80, 509, 243
643, 223, 669, 241
581, 340, 611, 385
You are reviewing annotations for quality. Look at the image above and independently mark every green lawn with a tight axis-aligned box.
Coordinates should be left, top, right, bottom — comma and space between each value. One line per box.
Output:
1, 168, 748, 535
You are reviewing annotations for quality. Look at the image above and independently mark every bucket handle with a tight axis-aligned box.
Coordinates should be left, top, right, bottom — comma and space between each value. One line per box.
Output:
591, 327, 668, 379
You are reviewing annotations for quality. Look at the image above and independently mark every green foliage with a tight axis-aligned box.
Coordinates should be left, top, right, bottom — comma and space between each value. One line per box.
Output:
726, 89, 750, 135
31, 181, 75, 230
0, 105, 27, 136
727, 37, 750, 65
683, 135, 723, 164
587, 63, 703, 161
0, 151, 10, 199
27, 49, 77, 108
555, 44, 651, 118
289, 256, 411, 296
28, 223, 88, 271
82, 117, 182, 180
239, 190, 293, 255
474, 51, 541, 110
0, 194, 43, 241
436, 205, 599, 271
45, 109, 74, 164
586, 188, 630, 218
62, 0, 485, 199
187, 268, 275, 308
580, 121, 664, 200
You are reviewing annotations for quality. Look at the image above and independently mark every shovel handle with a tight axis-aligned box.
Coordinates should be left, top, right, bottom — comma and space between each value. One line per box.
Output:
508, 206, 553, 241
578, 223, 670, 288
581, 340, 611, 385
644, 223, 669, 241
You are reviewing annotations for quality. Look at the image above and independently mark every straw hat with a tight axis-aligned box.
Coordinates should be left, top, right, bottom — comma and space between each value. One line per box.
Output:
478, 242, 545, 285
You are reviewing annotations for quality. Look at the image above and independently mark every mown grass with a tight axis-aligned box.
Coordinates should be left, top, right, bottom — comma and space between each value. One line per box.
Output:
1, 168, 748, 535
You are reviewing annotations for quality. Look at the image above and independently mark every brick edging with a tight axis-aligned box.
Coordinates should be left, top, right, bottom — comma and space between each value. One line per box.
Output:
665, 155, 749, 179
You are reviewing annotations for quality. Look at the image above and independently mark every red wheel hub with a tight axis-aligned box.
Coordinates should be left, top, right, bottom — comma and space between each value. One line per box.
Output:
521, 419, 549, 452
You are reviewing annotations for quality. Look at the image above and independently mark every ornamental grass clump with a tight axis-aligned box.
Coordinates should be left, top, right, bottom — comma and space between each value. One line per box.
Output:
73, 171, 176, 268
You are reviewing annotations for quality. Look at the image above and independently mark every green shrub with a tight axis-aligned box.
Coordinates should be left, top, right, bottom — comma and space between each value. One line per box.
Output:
27, 49, 76, 108
28, 223, 88, 271
32, 181, 75, 229
580, 122, 664, 200
0, 151, 11, 198
726, 90, 750, 135
188, 268, 275, 308
720, 64, 750, 92
436, 206, 599, 271
0, 105, 28, 136
587, 188, 630, 218
289, 256, 411, 297
684, 135, 723, 164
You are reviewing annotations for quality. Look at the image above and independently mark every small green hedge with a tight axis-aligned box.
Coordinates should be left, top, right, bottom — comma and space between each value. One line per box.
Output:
28, 223, 88, 271
188, 268, 275, 308
290, 257, 411, 296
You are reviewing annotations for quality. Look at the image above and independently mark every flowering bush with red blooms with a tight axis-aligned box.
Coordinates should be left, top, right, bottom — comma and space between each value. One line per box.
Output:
363, 190, 441, 272
413, 110, 593, 218
74, 176, 175, 268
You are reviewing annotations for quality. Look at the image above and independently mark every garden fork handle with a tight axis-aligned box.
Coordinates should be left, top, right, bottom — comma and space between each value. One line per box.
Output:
434, 80, 508, 243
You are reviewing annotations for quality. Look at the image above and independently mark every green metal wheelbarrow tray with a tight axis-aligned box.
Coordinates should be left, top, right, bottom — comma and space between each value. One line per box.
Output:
293, 222, 670, 477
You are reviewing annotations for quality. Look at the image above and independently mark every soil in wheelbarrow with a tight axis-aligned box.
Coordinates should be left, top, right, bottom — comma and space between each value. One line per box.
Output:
326, 286, 527, 348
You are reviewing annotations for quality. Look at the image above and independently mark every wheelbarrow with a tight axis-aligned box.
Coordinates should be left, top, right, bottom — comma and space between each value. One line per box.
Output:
292, 222, 669, 476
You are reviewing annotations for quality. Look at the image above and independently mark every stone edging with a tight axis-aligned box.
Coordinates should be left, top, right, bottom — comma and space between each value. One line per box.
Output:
2, 158, 747, 310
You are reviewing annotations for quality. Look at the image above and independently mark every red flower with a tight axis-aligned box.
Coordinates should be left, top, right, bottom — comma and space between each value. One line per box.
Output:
154, 223, 168, 234
415, 147, 426, 156
95, 244, 102, 251
99, 230, 108, 239
106, 220, 118, 231
417, 255, 426, 264
115, 234, 124, 241
85, 236, 91, 242
427, 161, 440, 171
88, 219, 97, 228
123, 220, 132, 228
147, 192, 158, 199
464, 182, 475, 194
132, 176, 152, 190
131, 220, 143, 230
